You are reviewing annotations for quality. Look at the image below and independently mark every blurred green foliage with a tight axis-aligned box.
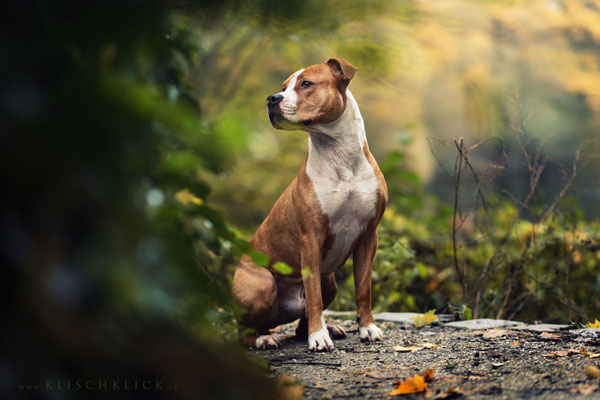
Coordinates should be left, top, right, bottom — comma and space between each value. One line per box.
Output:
332, 138, 599, 322
334, 189, 600, 322
1, 0, 360, 398
2, 0, 600, 398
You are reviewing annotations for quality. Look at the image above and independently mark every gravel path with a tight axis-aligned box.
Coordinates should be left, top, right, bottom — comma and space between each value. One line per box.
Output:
252, 316, 600, 399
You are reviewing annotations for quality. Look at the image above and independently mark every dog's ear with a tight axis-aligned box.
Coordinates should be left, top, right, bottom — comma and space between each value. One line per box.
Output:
326, 58, 357, 85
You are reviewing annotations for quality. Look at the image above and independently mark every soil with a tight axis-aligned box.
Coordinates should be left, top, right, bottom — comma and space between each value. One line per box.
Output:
251, 316, 600, 399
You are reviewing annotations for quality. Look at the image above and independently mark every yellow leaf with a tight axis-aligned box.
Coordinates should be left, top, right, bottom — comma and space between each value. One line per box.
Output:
411, 310, 437, 327
389, 369, 433, 396
586, 319, 600, 328
393, 343, 437, 352
394, 345, 423, 353
174, 188, 203, 206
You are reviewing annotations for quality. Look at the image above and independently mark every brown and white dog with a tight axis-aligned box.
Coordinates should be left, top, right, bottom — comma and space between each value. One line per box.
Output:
232, 58, 387, 351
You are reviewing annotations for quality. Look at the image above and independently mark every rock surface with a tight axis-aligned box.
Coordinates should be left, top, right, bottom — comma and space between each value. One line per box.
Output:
511, 324, 570, 332
444, 318, 524, 329
253, 316, 600, 399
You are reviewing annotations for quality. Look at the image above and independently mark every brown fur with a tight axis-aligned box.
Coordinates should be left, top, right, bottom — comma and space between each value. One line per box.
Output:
281, 62, 348, 126
232, 58, 387, 348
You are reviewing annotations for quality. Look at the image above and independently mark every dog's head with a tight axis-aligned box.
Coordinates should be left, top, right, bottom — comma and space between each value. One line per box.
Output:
267, 58, 357, 130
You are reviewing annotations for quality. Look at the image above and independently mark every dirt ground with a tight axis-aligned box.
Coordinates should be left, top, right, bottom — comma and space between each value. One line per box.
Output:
251, 316, 600, 399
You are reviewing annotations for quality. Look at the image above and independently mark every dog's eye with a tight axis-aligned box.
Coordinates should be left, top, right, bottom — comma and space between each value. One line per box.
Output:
301, 80, 314, 88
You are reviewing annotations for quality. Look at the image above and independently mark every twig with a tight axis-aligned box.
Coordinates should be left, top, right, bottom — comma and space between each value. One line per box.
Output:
270, 360, 342, 367
541, 143, 596, 222
452, 137, 468, 299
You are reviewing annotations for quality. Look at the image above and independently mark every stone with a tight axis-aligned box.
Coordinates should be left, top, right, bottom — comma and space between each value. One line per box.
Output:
373, 312, 422, 323
569, 328, 600, 338
509, 324, 569, 332
444, 318, 525, 330
372, 312, 454, 323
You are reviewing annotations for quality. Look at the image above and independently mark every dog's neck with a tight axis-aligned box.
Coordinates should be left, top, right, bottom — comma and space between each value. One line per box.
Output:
305, 90, 367, 177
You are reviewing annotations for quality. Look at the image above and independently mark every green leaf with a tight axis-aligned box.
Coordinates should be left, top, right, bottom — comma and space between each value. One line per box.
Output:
250, 250, 269, 267
301, 267, 313, 278
231, 238, 251, 257
273, 262, 293, 275
462, 305, 472, 320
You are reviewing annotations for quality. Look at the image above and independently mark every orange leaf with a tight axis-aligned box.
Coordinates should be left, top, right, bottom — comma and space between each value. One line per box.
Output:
389, 370, 434, 396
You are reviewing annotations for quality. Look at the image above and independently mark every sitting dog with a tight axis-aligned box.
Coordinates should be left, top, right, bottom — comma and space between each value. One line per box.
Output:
232, 58, 387, 351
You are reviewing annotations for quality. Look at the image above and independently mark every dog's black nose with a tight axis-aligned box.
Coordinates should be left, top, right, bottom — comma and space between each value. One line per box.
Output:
267, 94, 283, 107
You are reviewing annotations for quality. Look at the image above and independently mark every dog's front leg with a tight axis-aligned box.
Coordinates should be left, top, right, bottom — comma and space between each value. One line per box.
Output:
301, 234, 333, 351
353, 228, 383, 342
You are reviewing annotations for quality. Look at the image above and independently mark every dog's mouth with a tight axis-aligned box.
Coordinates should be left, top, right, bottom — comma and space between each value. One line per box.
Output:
268, 109, 310, 130
268, 111, 282, 129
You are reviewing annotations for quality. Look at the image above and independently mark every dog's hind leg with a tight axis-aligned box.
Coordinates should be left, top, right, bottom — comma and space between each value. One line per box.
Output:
233, 255, 280, 348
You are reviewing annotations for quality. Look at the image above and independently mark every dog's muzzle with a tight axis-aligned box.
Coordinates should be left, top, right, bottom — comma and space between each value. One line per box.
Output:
267, 94, 283, 109
267, 94, 284, 128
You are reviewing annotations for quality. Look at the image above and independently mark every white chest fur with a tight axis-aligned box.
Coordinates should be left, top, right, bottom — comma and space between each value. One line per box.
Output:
305, 91, 378, 273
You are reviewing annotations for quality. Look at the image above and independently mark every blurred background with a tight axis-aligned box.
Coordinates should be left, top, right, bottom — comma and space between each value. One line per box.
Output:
1, 0, 599, 398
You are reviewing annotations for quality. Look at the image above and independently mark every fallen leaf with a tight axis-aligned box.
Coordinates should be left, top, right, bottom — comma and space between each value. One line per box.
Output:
586, 319, 600, 328
394, 345, 424, 353
541, 349, 586, 357
570, 384, 598, 395
389, 375, 427, 395
477, 329, 514, 339
393, 343, 438, 352
389, 369, 434, 396
411, 310, 438, 327
540, 332, 562, 340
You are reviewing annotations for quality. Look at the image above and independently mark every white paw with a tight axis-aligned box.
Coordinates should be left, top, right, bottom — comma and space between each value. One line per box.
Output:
359, 323, 383, 342
255, 334, 281, 349
308, 317, 334, 351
